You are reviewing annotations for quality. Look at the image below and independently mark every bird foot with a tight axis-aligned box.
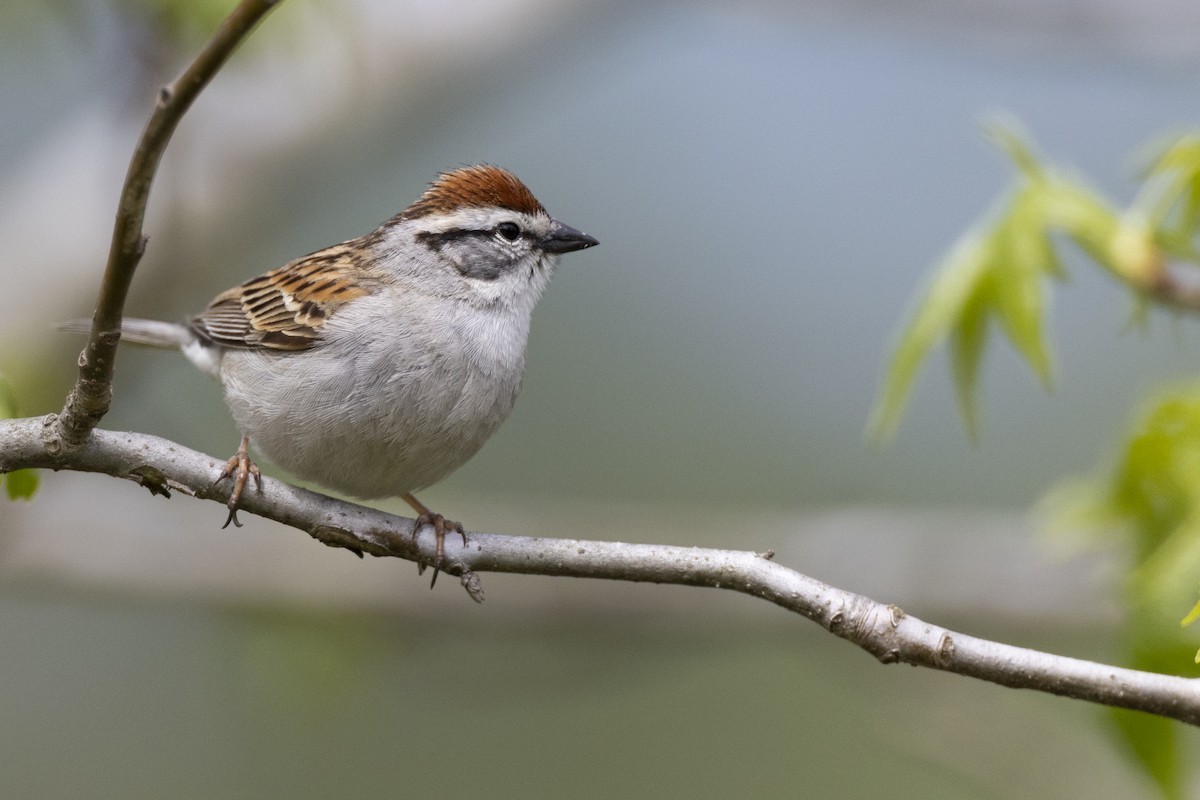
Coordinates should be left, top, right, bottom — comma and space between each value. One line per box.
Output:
214, 436, 262, 529
403, 493, 467, 587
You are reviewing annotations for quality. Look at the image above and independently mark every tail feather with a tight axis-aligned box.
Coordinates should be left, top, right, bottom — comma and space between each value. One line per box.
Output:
58, 318, 193, 349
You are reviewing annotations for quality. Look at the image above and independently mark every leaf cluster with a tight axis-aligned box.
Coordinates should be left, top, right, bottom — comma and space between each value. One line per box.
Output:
867, 118, 1193, 442
871, 118, 1200, 798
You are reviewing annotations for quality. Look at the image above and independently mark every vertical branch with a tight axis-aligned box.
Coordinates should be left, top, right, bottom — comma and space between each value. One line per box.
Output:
51, 0, 283, 450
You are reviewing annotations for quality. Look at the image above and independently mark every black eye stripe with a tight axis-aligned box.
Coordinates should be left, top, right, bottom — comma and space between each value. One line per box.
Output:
413, 227, 516, 281
414, 226, 525, 252
414, 228, 483, 251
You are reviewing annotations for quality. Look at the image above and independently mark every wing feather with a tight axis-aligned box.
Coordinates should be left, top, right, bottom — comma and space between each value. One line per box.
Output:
189, 242, 375, 352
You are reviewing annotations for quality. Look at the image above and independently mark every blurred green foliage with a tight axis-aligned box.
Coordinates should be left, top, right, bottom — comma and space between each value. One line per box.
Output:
2, 1, 311, 60
1049, 389, 1200, 800
868, 118, 1170, 442
0, 372, 40, 501
4, 0, 233, 44
119, 0, 239, 44
1137, 133, 1200, 263
872, 118, 1200, 798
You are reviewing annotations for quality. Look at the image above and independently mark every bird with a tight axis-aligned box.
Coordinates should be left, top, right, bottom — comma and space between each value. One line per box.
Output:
95, 165, 597, 579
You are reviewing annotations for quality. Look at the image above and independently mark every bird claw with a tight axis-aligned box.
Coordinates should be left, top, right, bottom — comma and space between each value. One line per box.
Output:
214, 436, 261, 528
411, 511, 467, 588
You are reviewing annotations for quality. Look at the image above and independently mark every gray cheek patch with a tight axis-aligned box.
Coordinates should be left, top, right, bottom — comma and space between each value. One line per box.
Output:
416, 228, 513, 282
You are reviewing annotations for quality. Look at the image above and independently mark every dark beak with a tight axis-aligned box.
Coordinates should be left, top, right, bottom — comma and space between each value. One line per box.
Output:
542, 220, 599, 254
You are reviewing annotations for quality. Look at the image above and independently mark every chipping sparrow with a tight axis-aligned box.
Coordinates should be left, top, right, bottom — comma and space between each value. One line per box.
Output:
107, 165, 597, 576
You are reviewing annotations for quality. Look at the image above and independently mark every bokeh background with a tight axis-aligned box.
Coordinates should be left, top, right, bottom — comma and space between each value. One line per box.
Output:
3, 0, 1200, 796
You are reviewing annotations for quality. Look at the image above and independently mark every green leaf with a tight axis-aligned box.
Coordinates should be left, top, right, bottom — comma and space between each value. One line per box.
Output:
1182, 600, 1200, 628
1105, 392, 1200, 551
989, 193, 1056, 388
869, 165, 1066, 440
1127, 511, 1200, 620
948, 286, 989, 442
866, 226, 991, 442
873, 119, 1200, 443
1108, 634, 1196, 800
1038, 179, 1127, 275
1138, 132, 1200, 234
4, 469, 39, 501
1111, 705, 1182, 800
0, 370, 39, 501
1036, 314, 1200, 798
983, 114, 1044, 180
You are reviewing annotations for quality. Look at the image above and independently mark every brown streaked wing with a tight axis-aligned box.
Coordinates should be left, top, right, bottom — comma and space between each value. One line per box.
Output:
189, 242, 374, 352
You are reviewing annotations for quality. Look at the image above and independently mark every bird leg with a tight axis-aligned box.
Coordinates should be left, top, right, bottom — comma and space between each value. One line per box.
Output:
215, 435, 262, 529
402, 492, 467, 587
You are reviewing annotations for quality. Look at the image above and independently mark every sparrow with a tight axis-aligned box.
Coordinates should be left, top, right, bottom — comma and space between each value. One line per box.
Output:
102, 165, 597, 579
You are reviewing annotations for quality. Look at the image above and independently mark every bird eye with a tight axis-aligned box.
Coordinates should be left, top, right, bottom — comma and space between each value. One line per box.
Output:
496, 222, 521, 241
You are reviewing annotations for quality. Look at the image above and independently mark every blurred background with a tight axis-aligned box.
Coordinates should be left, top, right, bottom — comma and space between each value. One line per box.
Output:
3, 0, 1200, 796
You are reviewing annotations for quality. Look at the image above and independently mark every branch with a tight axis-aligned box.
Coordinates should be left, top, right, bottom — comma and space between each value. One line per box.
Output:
52, 0, 282, 451
5, 414, 1200, 726
1148, 265, 1200, 312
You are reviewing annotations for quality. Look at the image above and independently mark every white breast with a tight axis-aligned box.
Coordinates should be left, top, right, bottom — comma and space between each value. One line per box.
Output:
215, 290, 531, 499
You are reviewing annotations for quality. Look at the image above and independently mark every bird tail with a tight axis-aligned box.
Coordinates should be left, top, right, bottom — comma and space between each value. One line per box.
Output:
57, 318, 193, 349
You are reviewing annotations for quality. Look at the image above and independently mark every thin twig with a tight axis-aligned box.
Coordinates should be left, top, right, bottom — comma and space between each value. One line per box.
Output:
52, 0, 282, 451
4, 415, 1200, 726
1148, 266, 1200, 312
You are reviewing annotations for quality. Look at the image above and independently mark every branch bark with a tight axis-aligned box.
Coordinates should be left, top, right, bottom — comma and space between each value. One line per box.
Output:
4, 414, 1200, 727
51, 0, 282, 451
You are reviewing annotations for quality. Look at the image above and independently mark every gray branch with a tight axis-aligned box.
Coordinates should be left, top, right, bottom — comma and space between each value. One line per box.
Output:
51, 0, 282, 451
5, 413, 1200, 727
